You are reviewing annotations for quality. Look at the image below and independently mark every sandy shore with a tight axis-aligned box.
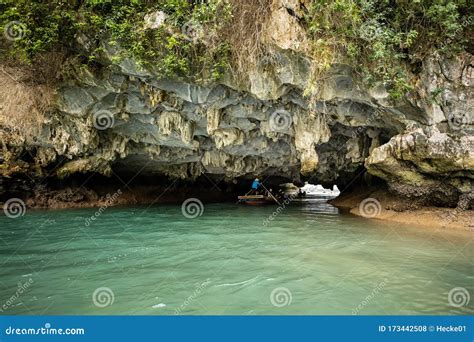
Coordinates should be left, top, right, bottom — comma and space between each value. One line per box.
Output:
330, 189, 473, 231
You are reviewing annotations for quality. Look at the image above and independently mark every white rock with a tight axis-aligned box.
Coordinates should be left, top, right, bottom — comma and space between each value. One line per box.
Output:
144, 11, 167, 30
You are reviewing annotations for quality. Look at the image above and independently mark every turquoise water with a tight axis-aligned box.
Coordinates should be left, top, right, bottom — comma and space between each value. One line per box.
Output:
0, 200, 472, 315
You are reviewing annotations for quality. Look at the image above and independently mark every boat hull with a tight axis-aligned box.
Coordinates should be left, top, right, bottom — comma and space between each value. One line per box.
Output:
237, 195, 276, 205
243, 200, 273, 206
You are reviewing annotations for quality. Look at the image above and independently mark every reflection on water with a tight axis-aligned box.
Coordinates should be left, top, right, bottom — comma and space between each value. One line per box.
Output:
0, 201, 472, 315
296, 199, 340, 214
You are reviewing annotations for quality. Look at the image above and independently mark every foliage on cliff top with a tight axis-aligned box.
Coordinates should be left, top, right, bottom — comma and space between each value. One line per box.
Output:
0, 0, 472, 95
0, 0, 232, 83
304, 0, 473, 98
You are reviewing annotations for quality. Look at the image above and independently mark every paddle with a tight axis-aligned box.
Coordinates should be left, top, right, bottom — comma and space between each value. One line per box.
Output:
260, 183, 282, 206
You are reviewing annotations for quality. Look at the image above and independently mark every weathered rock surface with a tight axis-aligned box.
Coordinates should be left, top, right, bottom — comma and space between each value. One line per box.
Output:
0, 0, 472, 208
366, 129, 473, 206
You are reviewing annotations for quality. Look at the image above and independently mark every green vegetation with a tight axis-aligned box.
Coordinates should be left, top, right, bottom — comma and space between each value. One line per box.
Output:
0, 0, 472, 95
0, 0, 231, 83
304, 0, 473, 98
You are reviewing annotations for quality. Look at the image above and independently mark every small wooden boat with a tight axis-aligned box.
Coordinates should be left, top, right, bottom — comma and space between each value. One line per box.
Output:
237, 194, 276, 206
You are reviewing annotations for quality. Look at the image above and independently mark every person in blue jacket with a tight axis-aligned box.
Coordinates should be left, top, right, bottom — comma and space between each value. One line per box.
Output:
251, 178, 260, 193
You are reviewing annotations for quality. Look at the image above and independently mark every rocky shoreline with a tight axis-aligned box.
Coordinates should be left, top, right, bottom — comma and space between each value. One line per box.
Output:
16, 182, 240, 210
5, 181, 471, 231
330, 189, 473, 231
